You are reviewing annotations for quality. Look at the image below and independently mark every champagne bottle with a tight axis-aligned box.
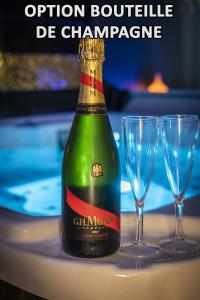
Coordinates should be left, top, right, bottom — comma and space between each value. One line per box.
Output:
61, 38, 120, 258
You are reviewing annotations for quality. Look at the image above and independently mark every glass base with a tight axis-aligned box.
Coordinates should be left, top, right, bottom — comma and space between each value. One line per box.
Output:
120, 242, 160, 258
160, 237, 200, 255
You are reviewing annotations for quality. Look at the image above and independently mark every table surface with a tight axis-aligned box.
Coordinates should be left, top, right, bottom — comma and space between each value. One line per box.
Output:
0, 211, 200, 300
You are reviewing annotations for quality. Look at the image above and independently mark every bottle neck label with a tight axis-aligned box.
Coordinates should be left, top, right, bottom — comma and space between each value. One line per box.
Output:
77, 60, 106, 114
76, 103, 106, 115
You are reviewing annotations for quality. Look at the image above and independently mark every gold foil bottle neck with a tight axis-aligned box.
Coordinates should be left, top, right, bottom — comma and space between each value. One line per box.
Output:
79, 38, 104, 62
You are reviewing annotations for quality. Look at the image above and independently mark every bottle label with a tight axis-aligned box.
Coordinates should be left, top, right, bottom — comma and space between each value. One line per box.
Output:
64, 186, 120, 242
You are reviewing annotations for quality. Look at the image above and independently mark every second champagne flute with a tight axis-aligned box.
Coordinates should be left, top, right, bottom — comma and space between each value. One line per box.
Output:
121, 116, 159, 257
160, 114, 199, 254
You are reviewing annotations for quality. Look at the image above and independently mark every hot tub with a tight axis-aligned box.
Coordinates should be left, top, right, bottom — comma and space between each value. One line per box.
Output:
0, 112, 200, 216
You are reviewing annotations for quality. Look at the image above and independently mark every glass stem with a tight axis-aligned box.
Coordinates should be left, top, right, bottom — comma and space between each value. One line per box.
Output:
136, 205, 144, 245
175, 202, 184, 240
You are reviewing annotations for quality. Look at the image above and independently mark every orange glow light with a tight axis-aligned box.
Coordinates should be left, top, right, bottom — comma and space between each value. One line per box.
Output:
147, 73, 169, 93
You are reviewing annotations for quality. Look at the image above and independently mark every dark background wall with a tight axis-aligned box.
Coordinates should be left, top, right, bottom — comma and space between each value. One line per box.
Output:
0, 0, 200, 117
1, 0, 200, 88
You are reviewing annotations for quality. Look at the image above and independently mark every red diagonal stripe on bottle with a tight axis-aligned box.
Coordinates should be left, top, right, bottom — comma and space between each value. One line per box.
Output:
66, 187, 120, 232
81, 72, 103, 94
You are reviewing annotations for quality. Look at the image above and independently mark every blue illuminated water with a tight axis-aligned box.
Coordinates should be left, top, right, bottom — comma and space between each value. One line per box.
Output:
0, 116, 199, 216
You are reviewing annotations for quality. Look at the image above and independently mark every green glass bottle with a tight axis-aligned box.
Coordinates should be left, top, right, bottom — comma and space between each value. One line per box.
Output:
61, 38, 120, 258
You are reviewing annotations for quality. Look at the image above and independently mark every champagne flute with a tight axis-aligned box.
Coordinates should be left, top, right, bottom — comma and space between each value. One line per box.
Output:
121, 116, 159, 257
160, 115, 199, 254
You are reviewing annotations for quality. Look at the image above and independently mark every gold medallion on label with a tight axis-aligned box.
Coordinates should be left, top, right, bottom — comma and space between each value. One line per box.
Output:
91, 163, 103, 177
